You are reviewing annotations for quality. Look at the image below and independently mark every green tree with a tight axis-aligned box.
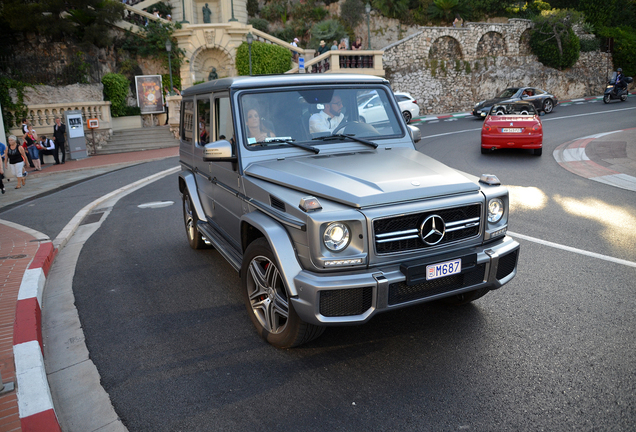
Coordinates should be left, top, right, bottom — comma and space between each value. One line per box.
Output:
373, 0, 409, 20
530, 10, 582, 70
427, 0, 471, 23
340, 0, 366, 29
0, 0, 124, 48
310, 20, 347, 47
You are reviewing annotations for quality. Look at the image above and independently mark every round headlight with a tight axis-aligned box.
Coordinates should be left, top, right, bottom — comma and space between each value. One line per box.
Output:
488, 198, 504, 223
323, 222, 350, 252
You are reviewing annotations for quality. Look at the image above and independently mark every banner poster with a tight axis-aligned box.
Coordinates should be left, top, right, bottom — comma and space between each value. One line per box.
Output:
135, 75, 164, 114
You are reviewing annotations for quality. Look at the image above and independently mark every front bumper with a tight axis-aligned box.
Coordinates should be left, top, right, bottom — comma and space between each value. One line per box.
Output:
290, 235, 520, 326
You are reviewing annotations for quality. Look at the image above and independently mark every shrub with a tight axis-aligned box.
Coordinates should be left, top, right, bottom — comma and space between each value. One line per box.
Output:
248, 18, 269, 32
598, 26, 636, 76
579, 38, 600, 52
102, 73, 130, 117
247, 0, 259, 17
235, 40, 292, 75
260, 0, 288, 23
530, 11, 582, 70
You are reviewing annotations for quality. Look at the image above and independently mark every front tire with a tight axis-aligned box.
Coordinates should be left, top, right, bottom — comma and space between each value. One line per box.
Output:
183, 191, 207, 250
241, 238, 325, 348
603, 94, 611, 104
481, 147, 489, 154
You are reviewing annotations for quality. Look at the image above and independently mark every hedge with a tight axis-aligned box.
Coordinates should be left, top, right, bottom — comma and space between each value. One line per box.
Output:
235, 41, 292, 76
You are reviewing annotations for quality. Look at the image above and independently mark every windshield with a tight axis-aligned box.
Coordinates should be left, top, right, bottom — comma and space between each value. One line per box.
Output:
497, 88, 519, 98
239, 87, 403, 150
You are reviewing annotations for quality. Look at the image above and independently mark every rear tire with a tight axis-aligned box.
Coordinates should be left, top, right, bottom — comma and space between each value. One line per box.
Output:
481, 147, 489, 154
533, 147, 542, 156
620, 93, 628, 102
183, 191, 207, 250
241, 238, 325, 348
542, 99, 554, 114
439, 288, 489, 306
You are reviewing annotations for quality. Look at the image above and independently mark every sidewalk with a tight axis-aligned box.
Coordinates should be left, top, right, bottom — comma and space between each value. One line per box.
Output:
0, 147, 178, 431
1, 121, 635, 430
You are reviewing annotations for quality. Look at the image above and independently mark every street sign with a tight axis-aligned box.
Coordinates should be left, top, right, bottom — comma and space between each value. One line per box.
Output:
299, 57, 305, 73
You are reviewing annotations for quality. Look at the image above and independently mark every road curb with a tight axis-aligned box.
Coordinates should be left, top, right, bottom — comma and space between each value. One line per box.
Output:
553, 128, 636, 192
13, 239, 63, 432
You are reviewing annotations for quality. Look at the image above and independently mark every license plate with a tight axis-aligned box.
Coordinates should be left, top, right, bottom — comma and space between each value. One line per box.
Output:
426, 258, 462, 281
502, 128, 522, 133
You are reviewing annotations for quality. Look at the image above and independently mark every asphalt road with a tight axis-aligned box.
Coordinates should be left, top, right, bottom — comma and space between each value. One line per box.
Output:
9, 101, 636, 431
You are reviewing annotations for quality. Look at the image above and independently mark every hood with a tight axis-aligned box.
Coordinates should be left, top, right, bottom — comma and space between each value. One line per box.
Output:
244, 147, 479, 208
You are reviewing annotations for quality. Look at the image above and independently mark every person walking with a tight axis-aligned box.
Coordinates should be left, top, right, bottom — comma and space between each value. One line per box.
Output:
5, 135, 27, 189
53, 116, 67, 164
0, 140, 5, 194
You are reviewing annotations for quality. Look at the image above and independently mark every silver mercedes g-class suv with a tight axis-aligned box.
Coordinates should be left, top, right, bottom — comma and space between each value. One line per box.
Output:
178, 74, 519, 348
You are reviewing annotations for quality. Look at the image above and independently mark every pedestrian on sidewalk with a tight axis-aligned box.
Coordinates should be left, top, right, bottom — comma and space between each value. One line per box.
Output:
38, 135, 60, 165
24, 124, 41, 171
0, 141, 5, 194
5, 136, 27, 189
53, 116, 67, 164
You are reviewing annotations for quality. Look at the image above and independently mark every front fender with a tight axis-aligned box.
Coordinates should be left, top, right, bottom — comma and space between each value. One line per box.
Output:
241, 211, 303, 298
178, 171, 206, 222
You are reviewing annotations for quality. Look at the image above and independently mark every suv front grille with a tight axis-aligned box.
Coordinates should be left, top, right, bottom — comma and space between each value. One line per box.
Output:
388, 264, 486, 305
373, 204, 482, 255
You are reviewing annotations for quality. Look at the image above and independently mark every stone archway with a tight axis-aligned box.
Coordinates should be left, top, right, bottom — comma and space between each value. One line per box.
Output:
190, 47, 234, 84
476, 31, 506, 57
428, 36, 463, 60
519, 28, 532, 55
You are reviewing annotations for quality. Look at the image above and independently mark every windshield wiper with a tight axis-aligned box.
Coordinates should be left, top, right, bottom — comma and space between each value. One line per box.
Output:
312, 133, 378, 149
250, 138, 320, 154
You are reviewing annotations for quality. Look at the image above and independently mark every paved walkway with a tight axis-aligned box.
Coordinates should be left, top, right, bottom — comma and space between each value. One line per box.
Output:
0, 118, 634, 430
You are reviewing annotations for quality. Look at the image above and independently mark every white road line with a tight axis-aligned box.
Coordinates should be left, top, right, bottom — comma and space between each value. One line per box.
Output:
508, 231, 636, 268
422, 127, 481, 139
543, 106, 636, 122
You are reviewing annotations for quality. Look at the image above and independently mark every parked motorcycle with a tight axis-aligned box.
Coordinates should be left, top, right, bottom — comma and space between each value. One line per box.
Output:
603, 72, 633, 103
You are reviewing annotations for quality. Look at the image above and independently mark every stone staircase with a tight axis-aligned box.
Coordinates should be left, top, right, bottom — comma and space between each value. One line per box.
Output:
96, 126, 179, 155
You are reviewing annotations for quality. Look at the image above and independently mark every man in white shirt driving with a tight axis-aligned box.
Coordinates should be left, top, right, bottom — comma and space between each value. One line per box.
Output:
309, 94, 344, 134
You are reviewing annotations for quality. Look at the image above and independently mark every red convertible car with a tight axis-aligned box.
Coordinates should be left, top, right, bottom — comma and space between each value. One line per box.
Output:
481, 102, 543, 156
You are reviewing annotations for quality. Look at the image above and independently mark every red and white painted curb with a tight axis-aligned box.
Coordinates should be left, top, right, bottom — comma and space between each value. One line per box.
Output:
553, 129, 636, 192
13, 241, 62, 432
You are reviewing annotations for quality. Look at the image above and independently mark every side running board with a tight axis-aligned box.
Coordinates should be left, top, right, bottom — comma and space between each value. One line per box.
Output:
197, 222, 243, 272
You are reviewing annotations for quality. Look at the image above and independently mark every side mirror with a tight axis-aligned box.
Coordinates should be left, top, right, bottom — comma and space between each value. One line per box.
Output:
408, 125, 421, 143
203, 140, 236, 161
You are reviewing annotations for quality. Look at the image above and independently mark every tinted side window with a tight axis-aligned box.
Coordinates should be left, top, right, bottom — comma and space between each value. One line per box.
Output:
181, 100, 194, 143
197, 97, 211, 145
215, 96, 235, 143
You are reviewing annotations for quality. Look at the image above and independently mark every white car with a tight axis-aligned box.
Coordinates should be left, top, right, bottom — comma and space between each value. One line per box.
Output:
394, 92, 420, 123
357, 91, 420, 124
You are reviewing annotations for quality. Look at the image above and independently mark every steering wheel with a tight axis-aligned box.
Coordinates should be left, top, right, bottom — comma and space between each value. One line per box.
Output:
332, 121, 356, 135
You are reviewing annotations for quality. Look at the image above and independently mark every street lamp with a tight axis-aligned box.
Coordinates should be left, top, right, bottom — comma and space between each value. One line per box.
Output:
365, 3, 371, 50
246, 32, 253, 76
229, 0, 238, 21
180, 0, 189, 23
166, 39, 174, 95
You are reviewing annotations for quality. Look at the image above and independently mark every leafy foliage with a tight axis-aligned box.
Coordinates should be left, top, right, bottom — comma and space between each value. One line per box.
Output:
340, 0, 366, 29
120, 21, 183, 75
597, 26, 636, 76
373, 0, 410, 20
235, 41, 292, 75
579, 38, 601, 52
428, 0, 471, 22
101, 73, 130, 117
0, 76, 30, 130
248, 18, 270, 32
0, 0, 124, 48
260, 0, 289, 23
310, 20, 347, 48
530, 10, 582, 70
62, 52, 92, 84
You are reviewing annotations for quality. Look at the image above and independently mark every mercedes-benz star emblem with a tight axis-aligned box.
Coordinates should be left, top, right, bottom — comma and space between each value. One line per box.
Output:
419, 215, 445, 246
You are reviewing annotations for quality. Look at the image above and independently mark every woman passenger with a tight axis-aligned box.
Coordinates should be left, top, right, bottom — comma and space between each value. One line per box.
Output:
245, 109, 274, 143
5, 135, 27, 189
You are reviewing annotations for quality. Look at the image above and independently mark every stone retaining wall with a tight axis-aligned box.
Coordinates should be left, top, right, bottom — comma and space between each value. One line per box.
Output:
383, 19, 614, 114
